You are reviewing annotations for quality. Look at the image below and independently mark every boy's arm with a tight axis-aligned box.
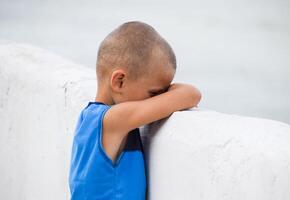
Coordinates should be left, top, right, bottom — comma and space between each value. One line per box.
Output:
104, 82, 201, 133
102, 82, 202, 163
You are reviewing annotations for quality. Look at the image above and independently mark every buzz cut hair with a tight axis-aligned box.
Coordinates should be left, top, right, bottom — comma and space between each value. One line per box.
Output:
96, 21, 176, 84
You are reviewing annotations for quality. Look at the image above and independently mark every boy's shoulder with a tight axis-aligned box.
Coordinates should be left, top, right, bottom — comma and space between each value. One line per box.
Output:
83, 101, 111, 116
75, 101, 111, 131
85, 101, 111, 109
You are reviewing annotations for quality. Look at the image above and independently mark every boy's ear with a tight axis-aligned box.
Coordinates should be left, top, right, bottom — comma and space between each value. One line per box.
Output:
111, 69, 126, 91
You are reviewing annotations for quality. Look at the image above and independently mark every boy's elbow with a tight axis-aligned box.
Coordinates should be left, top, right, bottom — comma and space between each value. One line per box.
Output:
196, 91, 202, 106
190, 86, 202, 107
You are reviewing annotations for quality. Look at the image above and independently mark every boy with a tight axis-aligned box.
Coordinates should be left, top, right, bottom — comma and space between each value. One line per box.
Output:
68, 21, 202, 200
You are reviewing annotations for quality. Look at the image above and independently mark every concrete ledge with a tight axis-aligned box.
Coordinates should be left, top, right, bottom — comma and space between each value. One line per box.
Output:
140, 109, 290, 200
1, 41, 290, 200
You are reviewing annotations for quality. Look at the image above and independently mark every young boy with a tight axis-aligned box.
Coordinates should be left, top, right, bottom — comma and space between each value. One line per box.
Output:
68, 21, 202, 200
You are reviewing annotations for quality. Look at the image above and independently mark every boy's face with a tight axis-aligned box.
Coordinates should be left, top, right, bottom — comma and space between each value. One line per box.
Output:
112, 63, 175, 104
132, 65, 175, 100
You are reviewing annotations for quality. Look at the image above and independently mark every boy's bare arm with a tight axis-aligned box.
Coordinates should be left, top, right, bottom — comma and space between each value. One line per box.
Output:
104, 82, 201, 135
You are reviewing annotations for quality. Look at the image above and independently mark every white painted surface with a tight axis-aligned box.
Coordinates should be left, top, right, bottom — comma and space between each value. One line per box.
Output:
0, 41, 97, 200
1, 42, 290, 200
140, 110, 290, 200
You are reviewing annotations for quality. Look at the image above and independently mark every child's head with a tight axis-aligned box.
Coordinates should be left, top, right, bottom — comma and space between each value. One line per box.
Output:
96, 21, 176, 104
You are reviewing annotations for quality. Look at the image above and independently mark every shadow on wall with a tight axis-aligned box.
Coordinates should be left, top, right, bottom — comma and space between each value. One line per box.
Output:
1, 41, 290, 200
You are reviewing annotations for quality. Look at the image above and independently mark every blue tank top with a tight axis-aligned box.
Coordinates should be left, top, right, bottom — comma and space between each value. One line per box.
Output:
69, 101, 147, 200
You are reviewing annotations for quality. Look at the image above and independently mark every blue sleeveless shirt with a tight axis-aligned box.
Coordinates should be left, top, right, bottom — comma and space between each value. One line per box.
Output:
69, 101, 147, 200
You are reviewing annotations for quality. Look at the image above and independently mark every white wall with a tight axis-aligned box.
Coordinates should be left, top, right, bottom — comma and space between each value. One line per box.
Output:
0, 41, 97, 199
140, 110, 290, 199
1, 42, 290, 200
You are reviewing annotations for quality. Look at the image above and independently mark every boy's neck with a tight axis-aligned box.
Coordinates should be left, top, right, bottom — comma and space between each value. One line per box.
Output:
95, 86, 115, 106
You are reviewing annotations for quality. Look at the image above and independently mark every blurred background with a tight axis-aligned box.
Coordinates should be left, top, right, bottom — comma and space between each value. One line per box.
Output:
1, 0, 289, 123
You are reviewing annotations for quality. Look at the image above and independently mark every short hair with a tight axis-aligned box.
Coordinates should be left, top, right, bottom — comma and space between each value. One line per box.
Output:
96, 21, 176, 84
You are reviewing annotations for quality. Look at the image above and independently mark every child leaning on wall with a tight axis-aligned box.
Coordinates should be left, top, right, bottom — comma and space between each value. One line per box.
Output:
68, 21, 202, 200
